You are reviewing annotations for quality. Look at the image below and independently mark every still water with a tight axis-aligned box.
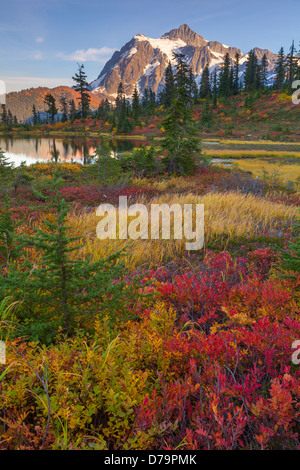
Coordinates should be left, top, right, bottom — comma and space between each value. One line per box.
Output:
0, 136, 149, 166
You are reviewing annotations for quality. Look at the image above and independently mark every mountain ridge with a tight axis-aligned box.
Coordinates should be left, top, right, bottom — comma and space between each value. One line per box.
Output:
4, 24, 279, 122
5, 85, 104, 123
89, 24, 278, 100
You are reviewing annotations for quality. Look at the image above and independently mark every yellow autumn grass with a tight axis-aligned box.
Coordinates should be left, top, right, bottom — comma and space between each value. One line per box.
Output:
132, 176, 197, 192
205, 149, 300, 158
219, 140, 300, 146
67, 191, 298, 270
232, 159, 300, 184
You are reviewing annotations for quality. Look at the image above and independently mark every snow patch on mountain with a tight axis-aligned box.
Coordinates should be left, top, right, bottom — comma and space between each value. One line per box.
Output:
209, 58, 223, 69
239, 55, 249, 65
126, 47, 138, 58
135, 34, 187, 62
210, 50, 224, 60
144, 60, 161, 75
89, 73, 106, 90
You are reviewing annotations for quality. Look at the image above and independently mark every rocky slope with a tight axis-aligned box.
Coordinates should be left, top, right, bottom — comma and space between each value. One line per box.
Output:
89, 24, 278, 100
6, 86, 104, 123
6, 24, 279, 122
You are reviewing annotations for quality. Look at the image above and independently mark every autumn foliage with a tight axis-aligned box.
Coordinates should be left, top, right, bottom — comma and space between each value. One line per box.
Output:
0, 155, 299, 450
0, 246, 299, 450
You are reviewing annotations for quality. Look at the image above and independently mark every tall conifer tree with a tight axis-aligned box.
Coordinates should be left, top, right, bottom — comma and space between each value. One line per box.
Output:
132, 85, 140, 123
162, 61, 175, 107
233, 52, 240, 95
199, 65, 211, 99
274, 47, 286, 90
72, 63, 91, 118
218, 53, 231, 98
44, 93, 58, 123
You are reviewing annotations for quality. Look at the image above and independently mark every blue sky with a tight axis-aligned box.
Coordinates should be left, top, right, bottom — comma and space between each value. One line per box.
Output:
1, 0, 299, 92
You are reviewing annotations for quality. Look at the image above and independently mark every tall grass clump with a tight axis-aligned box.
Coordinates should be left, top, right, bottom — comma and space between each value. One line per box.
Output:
67, 191, 298, 269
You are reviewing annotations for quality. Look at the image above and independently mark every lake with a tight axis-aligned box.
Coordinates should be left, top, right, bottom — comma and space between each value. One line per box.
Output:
0, 136, 150, 166
4, 136, 295, 183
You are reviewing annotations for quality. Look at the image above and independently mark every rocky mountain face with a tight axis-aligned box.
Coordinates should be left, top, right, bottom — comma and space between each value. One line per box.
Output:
6, 24, 279, 122
89, 24, 278, 101
6, 86, 104, 123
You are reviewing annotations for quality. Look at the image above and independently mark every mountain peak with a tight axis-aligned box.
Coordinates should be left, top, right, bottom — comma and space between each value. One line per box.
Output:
89, 25, 278, 100
162, 24, 207, 48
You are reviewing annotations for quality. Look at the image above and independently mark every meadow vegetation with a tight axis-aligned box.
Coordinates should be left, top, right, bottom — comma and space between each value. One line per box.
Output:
0, 153, 299, 450
0, 52, 299, 449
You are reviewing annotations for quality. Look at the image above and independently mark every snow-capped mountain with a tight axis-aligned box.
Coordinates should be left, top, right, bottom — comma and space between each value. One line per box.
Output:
89, 24, 278, 100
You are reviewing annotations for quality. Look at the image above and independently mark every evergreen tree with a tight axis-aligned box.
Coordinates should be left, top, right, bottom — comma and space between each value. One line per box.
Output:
72, 63, 91, 118
1, 174, 130, 343
141, 87, 149, 110
96, 99, 110, 120
229, 66, 234, 94
115, 81, 126, 115
69, 99, 77, 122
117, 100, 133, 134
13, 160, 33, 193
44, 93, 58, 123
0, 193, 19, 268
161, 95, 200, 175
92, 140, 121, 185
103, 99, 111, 116
187, 67, 198, 103
201, 94, 213, 126
109, 113, 117, 131
161, 61, 175, 108
121, 145, 161, 178
147, 88, 156, 113
0, 148, 13, 178
117, 109, 133, 134
199, 65, 211, 99
274, 47, 286, 90
1, 104, 8, 125
287, 40, 298, 87
212, 69, 218, 107
173, 52, 192, 105
260, 54, 268, 88
244, 50, 258, 92
7, 110, 13, 128
255, 63, 263, 90
131, 85, 141, 123
32, 105, 38, 126
140, 87, 156, 114
233, 52, 240, 95
161, 53, 201, 175
115, 84, 132, 134
218, 53, 231, 98
60, 96, 69, 122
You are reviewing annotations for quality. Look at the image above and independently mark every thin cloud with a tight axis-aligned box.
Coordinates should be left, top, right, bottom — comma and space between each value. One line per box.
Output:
33, 51, 43, 60
35, 37, 44, 43
57, 47, 116, 62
